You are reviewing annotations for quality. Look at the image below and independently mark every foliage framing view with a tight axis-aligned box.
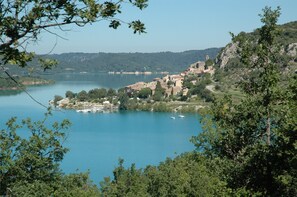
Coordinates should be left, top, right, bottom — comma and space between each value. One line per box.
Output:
0, 0, 147, 196
0, 3, 296, 197
0, 0, 148, 68
192, 7, 297, 195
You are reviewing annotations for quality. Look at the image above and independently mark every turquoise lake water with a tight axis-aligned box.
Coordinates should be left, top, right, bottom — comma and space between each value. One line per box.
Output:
0, 73, 201, 184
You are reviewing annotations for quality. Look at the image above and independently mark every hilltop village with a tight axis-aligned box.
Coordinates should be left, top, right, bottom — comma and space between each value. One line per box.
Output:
52, 57, 216, 113
125, 59, 215, 98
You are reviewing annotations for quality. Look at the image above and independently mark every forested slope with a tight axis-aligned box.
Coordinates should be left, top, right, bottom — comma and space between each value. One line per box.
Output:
45, 48, 220, 73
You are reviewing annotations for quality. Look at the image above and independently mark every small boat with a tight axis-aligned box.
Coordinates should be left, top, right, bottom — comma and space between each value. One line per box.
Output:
170, 116, 176, 119
81, 109, 91, 113
178, 115, 185, 118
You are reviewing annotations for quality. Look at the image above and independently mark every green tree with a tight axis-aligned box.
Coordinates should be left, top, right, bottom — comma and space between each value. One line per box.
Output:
205, 59, 214, 69
200, 89, 214, 102
97, 88, 108, 99
100, 154, 230, 196
65, 90, 75, 99
88, 88, 107, 100
100, 159, 149, 196
189, 83, 206, 96
10, 172, 101, 196
77, 90, 88, 101
213, 67, 226, 82
107, 88, 117, 97
138, 87, 152, 99
192, 7, 297, 195
0, 110, 71, 195
118, 87, 126, 94
53, 95, 63, 105
153, 81, 165, 101
119, 92, 129, 110
88, 88, 98, 100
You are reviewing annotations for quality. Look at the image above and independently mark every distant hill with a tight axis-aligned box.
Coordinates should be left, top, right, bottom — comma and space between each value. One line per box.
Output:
36, 48, 221, 74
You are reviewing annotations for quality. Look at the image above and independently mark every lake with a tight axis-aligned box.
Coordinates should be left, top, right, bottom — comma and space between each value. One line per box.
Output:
0, 73, 201, 184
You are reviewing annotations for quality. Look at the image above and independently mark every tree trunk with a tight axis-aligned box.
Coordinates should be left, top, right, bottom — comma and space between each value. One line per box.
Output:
266, 111, 271, 145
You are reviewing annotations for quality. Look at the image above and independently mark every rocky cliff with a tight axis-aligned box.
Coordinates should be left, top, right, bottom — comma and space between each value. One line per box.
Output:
216, 21, 297, 69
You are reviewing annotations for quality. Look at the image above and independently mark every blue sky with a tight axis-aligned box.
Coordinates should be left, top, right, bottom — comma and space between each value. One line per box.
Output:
29, 0, 297, 54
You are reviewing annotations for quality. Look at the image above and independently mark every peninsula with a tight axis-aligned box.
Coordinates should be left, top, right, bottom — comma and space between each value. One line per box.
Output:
0, 75, 54, 91
52, 57, 216, 113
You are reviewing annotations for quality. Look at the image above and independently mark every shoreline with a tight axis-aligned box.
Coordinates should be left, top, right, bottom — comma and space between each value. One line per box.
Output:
52, 97, 207, 114
108, 71, 169, 75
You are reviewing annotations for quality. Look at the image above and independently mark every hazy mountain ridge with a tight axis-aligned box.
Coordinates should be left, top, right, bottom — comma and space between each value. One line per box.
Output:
42, 48, 221, 73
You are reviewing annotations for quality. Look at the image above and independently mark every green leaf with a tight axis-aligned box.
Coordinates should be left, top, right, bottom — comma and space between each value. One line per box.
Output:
109, 20, 121, 29
129, 20, 146, 34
